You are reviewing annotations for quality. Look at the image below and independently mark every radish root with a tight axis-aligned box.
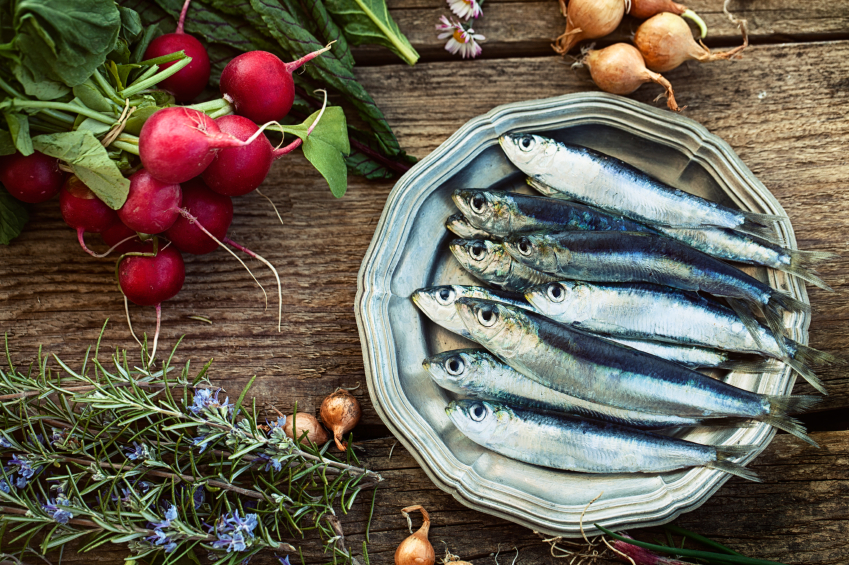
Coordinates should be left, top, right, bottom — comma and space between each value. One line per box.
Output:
272, 89, 328, 158
256, 190, 288, 227
124, 295, 143, 349
224, 237, 283, 333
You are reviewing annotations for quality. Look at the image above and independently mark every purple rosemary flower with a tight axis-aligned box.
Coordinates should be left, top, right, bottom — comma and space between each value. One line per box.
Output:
0, 479, 9, 493
224, 511, 258, 536
8, 455, 39, 488
125, 441, 152, 462
150, 503, 179, 530
189, 388, 232, 415
0, 435, 11, 448
42, 498, 73, 524
277, 556, 291, 565
266, 416, 286, 433
192, 434, 210, 453
146, 528, 177, 553
212, 532, 247, 553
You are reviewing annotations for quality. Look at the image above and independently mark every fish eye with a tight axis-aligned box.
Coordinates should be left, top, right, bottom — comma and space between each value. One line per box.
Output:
518, 136, 535, 152
444, 356, 464, 376
547, 283, 566, 303
469, 243, 487, 261
516, 237, 533, 256
470, 194, 486, 213
469, 403, 488, 422
477, 306, 497, 327
436, 287, 455, 305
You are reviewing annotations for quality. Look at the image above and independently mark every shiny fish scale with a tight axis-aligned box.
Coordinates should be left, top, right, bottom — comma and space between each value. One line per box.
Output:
425, 349, 705, 428
449, 238, 558, 292
500, 134, 767, 231
455, 297, 771, 419
446, 400, 721, 474
655, 225, 789, 268
452, 189, 653, 237
525, 281, 787, 359
605, 337, 746, 370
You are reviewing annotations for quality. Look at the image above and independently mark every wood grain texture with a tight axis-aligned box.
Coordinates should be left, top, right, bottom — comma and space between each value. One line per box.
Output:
352, 0, 849, 63
3, 38, 849, 565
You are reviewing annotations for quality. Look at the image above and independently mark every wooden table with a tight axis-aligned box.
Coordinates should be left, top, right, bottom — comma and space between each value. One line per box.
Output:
3, 1, 849, 563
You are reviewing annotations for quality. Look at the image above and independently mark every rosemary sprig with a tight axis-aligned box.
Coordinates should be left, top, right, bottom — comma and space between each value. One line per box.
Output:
0, 327, 379, 564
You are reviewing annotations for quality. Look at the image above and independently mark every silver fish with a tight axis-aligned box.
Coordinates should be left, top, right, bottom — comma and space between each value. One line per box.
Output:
425, 349, 706, 428
455, 297, 818, 445
500, 133, 781, 238
604, 337, 776, 374
449, 238, 557, 292
446, 213, 495, 240
411, 285, 535, 340
504, 231, 810, 343
452, 189, 652, 237
446, 400, 760, 480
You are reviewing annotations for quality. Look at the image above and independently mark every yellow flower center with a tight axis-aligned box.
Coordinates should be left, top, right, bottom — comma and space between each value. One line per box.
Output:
452, 29, 465, 43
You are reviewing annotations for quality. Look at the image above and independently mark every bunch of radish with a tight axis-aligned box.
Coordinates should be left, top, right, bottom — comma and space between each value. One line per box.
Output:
0, 0, 334, 361
556, 0, 748, 112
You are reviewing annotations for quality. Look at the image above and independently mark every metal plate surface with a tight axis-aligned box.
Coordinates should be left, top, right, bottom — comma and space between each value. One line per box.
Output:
355, 92, 809, 536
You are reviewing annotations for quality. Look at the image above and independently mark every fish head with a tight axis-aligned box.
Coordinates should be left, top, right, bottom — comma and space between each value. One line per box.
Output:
411, 285, 469, 334
503, 233, 561, 272
445, 213, 488, 240
499, 134, 555, 174
524, 281, 589, 321
455, 297, 530, 356
424, 349, 491, 394
445, 399, 509, 442
449, 238, 505, 279
453, 189, 512, 234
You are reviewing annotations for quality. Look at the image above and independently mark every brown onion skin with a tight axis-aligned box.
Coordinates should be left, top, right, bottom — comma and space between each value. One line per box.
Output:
395, 506, 435, 565
585, 43, 680, 111
554, 0, 625, 55
283, 413, 329, 445
320, 389, 361, 451
629, 0, 687, 19
633, 12, 703, 72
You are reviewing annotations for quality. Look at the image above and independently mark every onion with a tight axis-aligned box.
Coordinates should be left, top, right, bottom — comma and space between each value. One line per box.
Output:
395, 505, 435, 565
628, 0, 707, 37
553, 0, 626, 56
634, 11, 747, 73
583, 43, 680, 111
320, 389, 361, 451
283, 412, 329, 445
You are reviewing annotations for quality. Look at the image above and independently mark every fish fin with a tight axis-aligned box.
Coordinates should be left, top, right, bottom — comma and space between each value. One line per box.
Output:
735, 210, 784, 240
715, 356, 781, 374
781, 249, 837, 291
769, 291, 811, 314
763, 292, 811, 345
781, 357, 828, 395
764, 395, 822, 446
706, 448, 761, 482
726, 298, 768, 351
787, 338, 846, 367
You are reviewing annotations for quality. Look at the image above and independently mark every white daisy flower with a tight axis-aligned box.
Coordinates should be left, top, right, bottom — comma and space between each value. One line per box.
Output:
436, 16, 485, 59
446, 0, 483, 20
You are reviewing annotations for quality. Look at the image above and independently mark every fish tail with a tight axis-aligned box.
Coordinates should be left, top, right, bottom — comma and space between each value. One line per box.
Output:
715, 356, 781, 374
764, 395, 822, 446
783, 249, 836, 291
707, 446, 761, 482
762, 292, 810, 346
726, 298, 769, 351
769, 290, 811, 314
782, 357, 828, 395
736, 210, 785, 240
788, 338, 845, 366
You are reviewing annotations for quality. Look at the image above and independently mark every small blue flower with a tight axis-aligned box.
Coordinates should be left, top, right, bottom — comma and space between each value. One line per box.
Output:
225, 512, 258, 536
257, 453, 283, 473
266, 416, 286, 434
0, 435, 11, 448
192, 434, 210, 453
190, 388, 232, 415
146, 528, 177, 552
0, 479, 9, 493
8, 455, 39, 488
277, 556, 291, 565
212, 532, 247, 553
150, 503, 178, 530
42, 498, 73, 524
125, 442, 149, 461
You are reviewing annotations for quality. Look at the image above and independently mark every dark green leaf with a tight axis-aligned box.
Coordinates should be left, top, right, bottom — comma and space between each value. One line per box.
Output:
300, 0, 355, 68
3, 110, 31, 155
118, 6, 144, 43
72, 80, 115, 113
13, 0, 122, 87
323, 0, 418, 65
277, 106, 349, 197
130, 23, 160, 64
12, 63, 70, 101
33, 131, 130, 209
0, 184, 28, 245
346, 126, 415, 180
123, 105, 160, 136
0, 130, 15, 155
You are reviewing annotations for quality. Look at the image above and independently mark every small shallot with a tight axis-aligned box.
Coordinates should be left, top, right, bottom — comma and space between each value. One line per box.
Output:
628, 0, 707, 38
583, 43, 680, 111
320, 389, 361, 451
284, 412, 330, 445
395, 505, 435, 565
634, 11, 747, 73
553, 0, 626, 56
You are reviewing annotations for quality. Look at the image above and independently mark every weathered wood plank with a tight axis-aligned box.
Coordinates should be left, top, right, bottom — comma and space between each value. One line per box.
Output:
354, 0, 849, 64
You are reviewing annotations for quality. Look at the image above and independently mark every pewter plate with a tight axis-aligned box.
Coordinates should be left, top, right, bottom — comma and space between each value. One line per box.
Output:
355, 92, 808, 537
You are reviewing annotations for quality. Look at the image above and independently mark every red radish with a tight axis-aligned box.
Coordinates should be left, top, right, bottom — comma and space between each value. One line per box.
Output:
119, 169, 182, 234
583, 43, 680, 112
60, 176, 118, 257
634, 12, 747, 73
142, 0, 210, 102
0, 151, 64, 204
138, 107, 245, 184
628, 0, 707, 38
553, 0, 625, 55
220, 44, 332, 124
101, 222, 146, 255
166, 179, 233, 254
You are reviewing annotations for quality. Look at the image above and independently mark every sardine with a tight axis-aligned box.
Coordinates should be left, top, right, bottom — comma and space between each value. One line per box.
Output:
604, 337, 776, 374
449, 238, 557, 292
525, 281, 838, 393
411, 285, 535, 340
500, 133, 781, 238
452, 189, 652, 237
455, 297, 818, 445
446, 400, 760, 480
425, 349, 707, 428
446, 213, 496, 241
503, 231, 810, 344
